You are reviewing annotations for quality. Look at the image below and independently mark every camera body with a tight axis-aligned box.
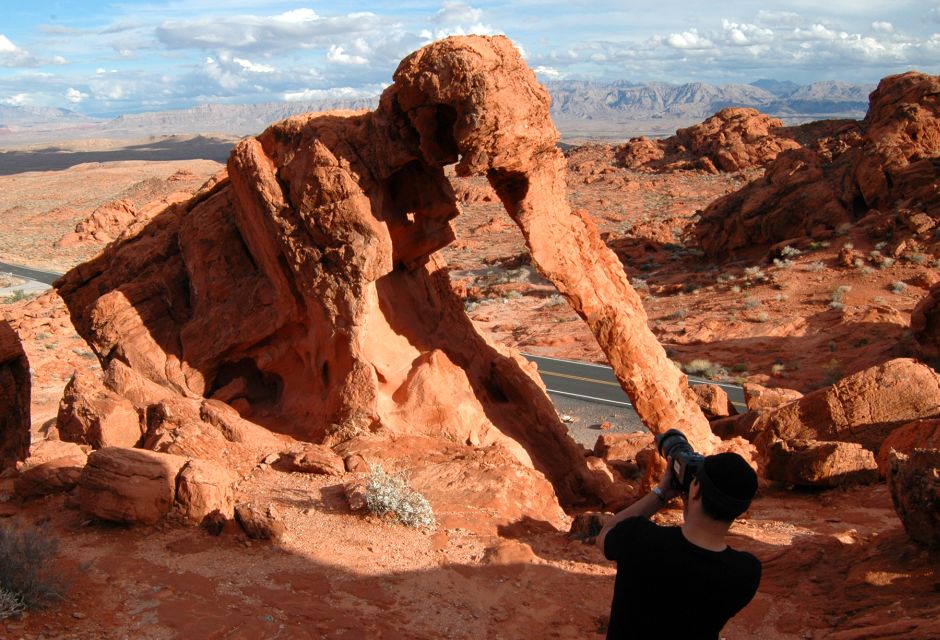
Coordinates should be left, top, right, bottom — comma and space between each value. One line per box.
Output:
655, 428, 705, 493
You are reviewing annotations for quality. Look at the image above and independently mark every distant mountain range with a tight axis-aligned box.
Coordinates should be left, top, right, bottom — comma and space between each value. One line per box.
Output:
0, 78, 874, 146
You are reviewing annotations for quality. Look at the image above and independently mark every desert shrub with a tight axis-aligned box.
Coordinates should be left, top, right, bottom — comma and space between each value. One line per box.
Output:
2, 290, 37, 304
742, 266, 765, 282
0, 587, 25, 620
682, 359, 727, 380
365, 465, 435, 529
803, 261, 825, 272
544, 293, 566, 307
0, 522, 70, 610
772, 258, 793, 268
743, 297, 761, 310
907, 252, 927, 264
630, 277, 648, 291
753, 312, 769, 323
874, 241, 888, 250
879, 257, 896, 269
888, 281, 907, 294
779, 245, 801, 258
668, 308, 687, 320
829, 285, 851, 309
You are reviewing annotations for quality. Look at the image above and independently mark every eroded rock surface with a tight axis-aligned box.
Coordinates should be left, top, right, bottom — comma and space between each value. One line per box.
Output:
617, 108, 800, 173
0, 320, 30, 470
888, 449, 940, 547
696, 71, 940, 256
56, 35, 715, 512
911, 281, 940, 363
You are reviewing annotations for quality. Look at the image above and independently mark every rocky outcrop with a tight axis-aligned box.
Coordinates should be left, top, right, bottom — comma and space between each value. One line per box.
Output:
690, 383, 737, 419
273, 443, 345, 475
696, 71, 940, 256
752, 359, 940, 484
78, 447, 235, 525
14, 446, 88, 498
0, 320, 30, 470
743, 383, 803, 412
55, 35, 716, 513
616, 108, 800, 173
58, 192, 196, 247
762, 439, 878, 487
57, 371, 141, 449
911, 281, 940, 362
877, 419, 940, 475
888, 449, 940, 547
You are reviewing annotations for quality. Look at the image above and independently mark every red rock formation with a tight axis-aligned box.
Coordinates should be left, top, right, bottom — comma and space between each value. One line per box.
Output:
0, 320, 30, 470
888, 449, 940, 547
690, 383, 737, 419
752, 359, 940, 481
616, 108, 800, 173
58, 371, 141, 448
696, 71, 940, 256
762, 439, 878, 487
78, 447, 233, 525
56, 35, 716, 512
877, 418, 940, 475
911, 281, 940, 362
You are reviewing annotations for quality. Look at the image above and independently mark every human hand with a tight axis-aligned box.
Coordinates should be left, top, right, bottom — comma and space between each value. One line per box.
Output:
656, 456, 681, 502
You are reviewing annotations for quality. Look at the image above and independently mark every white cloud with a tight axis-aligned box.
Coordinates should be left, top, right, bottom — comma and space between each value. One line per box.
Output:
52, 55, 67, 64
433, 1, 483, 26
754, 10, 803, 28
792, 24, 845, 41
0, 33, 40, 67
1, 93, 28, 106
871, 21, 894, 33
720, 20, 774, 46
232, 57, 275, 73
534, 65, 563, 79
327, 45, 368, 65
66, 87, 88, 103
666, 30, 713, 50
282, 86, 380, 101
0, 35, 16, 53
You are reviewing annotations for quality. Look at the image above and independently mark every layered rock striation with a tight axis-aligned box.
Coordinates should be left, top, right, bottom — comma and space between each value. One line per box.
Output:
56, 35, 715, 512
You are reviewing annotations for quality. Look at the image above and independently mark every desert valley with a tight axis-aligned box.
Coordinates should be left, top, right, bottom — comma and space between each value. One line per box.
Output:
0, 34, 939, 639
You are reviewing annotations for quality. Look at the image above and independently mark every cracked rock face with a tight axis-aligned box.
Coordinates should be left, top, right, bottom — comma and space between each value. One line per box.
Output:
0, 320, 30, 471
56, 35, 714, 509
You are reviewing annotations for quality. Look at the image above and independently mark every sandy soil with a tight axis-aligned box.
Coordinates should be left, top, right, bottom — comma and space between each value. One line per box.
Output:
0, 141, 938, 639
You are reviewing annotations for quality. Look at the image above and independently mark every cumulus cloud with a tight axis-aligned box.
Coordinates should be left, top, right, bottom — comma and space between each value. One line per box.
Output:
327, 45, 368, 65
0, 34, 40, 67
432, 1, 483, 25
534, 65, 563, 79
720, 20, 774, 46
232, 57, 275, 73
1, 93, 29, 106
792, 24, 845, 41
666, 29, 713, 50
66, 87, 88, 103
871, 21, 894, 33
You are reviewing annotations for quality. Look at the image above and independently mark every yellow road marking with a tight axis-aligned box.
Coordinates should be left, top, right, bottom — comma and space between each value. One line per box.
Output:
540, 368, 748, 409
539, 369, 621, 386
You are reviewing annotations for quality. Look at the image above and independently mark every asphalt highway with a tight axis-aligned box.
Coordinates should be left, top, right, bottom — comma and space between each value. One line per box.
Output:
524, 353, 747, 412
0, 261, 60, 285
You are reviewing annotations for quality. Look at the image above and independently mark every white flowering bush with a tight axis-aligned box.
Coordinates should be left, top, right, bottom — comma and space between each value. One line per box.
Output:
0, 587, 25, 620
365, 465, 435, 529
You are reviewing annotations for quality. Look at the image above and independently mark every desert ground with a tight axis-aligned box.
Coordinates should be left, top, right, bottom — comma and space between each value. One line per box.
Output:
1, 38, 939, 640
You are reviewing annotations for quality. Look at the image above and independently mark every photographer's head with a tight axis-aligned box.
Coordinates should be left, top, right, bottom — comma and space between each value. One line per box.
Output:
689, 452, 758, 523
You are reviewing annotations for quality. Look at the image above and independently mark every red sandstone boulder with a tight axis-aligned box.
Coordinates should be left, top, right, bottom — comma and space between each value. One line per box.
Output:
743, 383, 803, 412
593, 432, 654, 463
877, 419, 940, 476
234, 502, 285, 541
58, 199, 138, 247
888, 449, 940, 548
274, 443, 345, 476
176, 459, 236, 522
762, 439, 878, 487
14, 448, 88, 498
78, 447, 188, 524
0, 320, 30, 470
690, 384, 737, 419
911, 281, 940, 362
78, 447, 235, 524
753, 359, 940, 460
57, 371, 141, 449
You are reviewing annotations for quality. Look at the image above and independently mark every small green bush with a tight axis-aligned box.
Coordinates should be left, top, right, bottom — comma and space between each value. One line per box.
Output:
682, 359, 727, 380
365, 465, 435, 529
0, 522, 70, 611
889, 281, 908, 294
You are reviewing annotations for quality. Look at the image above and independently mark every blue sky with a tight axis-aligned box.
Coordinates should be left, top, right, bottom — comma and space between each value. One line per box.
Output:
2, 1, 939, 116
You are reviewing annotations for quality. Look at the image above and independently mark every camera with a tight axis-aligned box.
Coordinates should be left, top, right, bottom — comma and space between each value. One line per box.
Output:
655, 428, 705, 493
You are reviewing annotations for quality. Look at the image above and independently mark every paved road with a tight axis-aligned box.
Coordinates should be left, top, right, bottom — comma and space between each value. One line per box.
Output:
524, 353, 747, 412
0, 261, 60, 285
